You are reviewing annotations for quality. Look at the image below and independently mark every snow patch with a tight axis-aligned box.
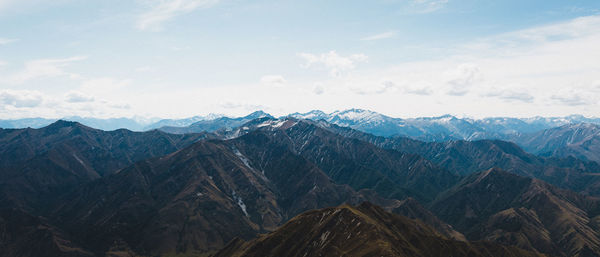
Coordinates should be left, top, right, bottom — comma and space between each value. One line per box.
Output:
233, 147, 253, 170
319, 231, 331, 247
257, 122, 271, 128
331, 109, 384, 123
232, 190, 249, 217
72, 153, 86, 166
272, 119, 287, 128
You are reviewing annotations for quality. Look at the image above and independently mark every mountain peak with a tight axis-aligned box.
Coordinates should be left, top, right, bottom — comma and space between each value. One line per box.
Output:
45, 119, 85, 129
245, 110, 272, 119
287, 110, 328, 120
331, 109, 389, 123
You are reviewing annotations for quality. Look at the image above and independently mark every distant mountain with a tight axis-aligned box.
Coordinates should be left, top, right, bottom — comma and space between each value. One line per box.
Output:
158, 111, 273, 134
61, 116, 148, 131
3, 110, 600, 143
431, 168, 600, 257
0, 117, 157, 131
143, 113, 224, 130
0, 118, 56, 129
290, 109, 600, 141
214, 202, 545, 257
518, 123, 600, 162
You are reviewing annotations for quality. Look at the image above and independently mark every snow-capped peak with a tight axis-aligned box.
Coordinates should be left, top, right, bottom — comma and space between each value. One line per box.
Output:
330, 109, 387, 123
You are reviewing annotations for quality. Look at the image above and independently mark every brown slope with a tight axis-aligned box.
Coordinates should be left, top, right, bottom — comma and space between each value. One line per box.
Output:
391, 197, 466, 241
431, 168, 600, 257
213, 202, 545, 257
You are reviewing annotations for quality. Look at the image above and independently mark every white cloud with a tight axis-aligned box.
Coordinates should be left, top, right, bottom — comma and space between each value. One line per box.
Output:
464, 15, 600, 53
444, 63, 483, 96
548, 86, 596, 106
409, 0, 449, 14
298, 51, 368, 77
65, 91, 95, 103
136, 0, 221, 31
402, 84, 433, 95
550, 94, 587, 106
483, 88, 534, 103
260, 75, 287, 86
108, 102, 132, 109
4, 56, 86, 84
0, 89, 44, 108
361, 31, 397, 41
352, 80, 397, 95
0, 38, 18, 45
219, 101, 266, 111
313, 83, 324, 95
593, 80, 600, 91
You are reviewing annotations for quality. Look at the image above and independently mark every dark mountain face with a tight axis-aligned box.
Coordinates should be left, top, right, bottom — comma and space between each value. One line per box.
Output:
158, 111, 273, 134
4, 116, 600, 257
214, 202, 546, 257
430, 168, 600, 257
386, 138, 600, 196
237, 119, 460, 203
0, 120, 209, 213
324, 123, 600, 196
49, 134, 400, 256
37, 119, 471, 256
0, 208, 93, 257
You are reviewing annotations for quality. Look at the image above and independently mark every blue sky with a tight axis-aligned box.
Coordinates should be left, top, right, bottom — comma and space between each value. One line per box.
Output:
1, 0, 600, 119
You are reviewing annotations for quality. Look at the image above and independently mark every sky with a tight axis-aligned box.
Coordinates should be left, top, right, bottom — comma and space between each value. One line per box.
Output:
1, 0, 600, 119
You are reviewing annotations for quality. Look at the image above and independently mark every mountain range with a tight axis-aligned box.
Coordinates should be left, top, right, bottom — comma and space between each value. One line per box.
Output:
1, 109, 599, 138
5, 109, 600, 164
2, 114, 600, 256
3, 110, 600, 160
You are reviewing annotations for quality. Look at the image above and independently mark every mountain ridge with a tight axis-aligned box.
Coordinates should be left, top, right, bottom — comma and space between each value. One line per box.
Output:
214, 202, 546, 257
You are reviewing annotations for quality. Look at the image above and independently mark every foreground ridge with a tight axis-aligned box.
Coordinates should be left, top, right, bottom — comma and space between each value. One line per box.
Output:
214, 202, 546, 257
